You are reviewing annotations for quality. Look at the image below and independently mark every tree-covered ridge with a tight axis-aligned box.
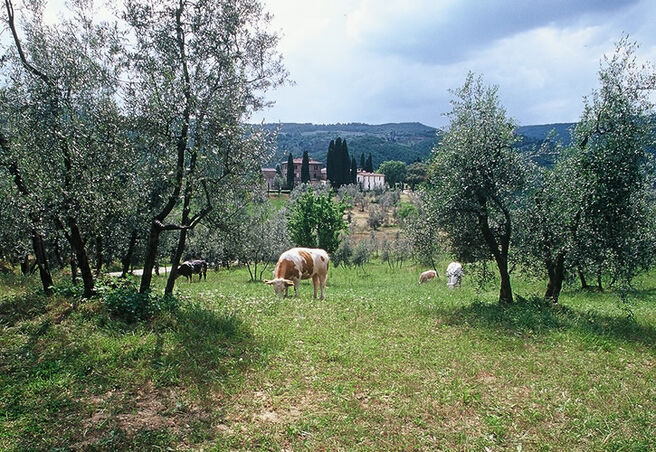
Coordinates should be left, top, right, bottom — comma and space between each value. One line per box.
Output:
260, 122, 439, 167
259, 121, 578, 168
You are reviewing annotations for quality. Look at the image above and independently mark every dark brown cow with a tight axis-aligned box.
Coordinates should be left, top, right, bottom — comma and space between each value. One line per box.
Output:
177, 259, 207, 282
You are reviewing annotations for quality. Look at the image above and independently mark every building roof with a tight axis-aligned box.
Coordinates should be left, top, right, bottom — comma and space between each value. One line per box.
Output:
357, 171, 385, 177
262, 168, 277, 173
285, 158, 323, 165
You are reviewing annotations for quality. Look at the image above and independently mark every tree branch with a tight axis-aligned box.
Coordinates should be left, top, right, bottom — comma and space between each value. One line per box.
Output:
4, 0, 51, 86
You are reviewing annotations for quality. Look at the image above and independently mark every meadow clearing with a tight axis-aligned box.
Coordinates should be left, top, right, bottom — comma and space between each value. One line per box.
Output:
1, 259, 655, 450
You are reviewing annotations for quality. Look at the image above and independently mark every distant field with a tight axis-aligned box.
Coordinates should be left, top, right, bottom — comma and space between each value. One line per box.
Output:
1, 261, 655, 450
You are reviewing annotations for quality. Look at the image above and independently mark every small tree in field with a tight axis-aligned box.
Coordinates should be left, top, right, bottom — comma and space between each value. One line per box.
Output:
367, 205, 385, 231
403, 196, 441, 271
381, 233, 411, 269
236, 201, 292, 281
332, 235, 353, 268
287, 188, 347, 254
378, 161, 407, 189
426, 73, 525, 304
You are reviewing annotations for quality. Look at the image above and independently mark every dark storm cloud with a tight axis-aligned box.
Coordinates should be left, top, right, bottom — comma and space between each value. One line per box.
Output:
363, 0, 639, 64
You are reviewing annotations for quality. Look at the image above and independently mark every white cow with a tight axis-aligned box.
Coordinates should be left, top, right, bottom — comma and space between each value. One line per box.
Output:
446, 262, 464, 288
265, 247, 330, 299
418, 270, 437, 284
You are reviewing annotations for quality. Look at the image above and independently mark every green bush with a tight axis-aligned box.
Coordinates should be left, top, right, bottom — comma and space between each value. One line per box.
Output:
98, 277, 177, 322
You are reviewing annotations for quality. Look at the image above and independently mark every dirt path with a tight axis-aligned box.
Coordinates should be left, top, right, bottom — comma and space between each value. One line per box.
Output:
108, 266, 170, 278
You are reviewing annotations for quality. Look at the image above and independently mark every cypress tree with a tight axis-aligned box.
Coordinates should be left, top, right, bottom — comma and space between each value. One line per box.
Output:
286, 152, 295, 190
333, 137, 344, 188
335, 137, 343, 187
327, 140, 335, 187
366, 153, 373, 172
301, 150, 310, 183
341, 139, 350, 187
360, 153, 365, 169
351, 156, 357, 184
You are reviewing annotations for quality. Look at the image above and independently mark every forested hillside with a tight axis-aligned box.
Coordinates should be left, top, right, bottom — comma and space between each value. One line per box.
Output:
261, 122, 439, 168
261, 121, 576, 168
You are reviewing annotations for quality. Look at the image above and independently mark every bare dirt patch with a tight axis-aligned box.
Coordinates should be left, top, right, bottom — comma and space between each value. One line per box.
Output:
76, 384, 209, 448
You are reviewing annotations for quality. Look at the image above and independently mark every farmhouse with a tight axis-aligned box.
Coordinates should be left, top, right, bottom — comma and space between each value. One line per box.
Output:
261, 167, 278, 190
357, 170, 386, 190
282, 158, 326, 185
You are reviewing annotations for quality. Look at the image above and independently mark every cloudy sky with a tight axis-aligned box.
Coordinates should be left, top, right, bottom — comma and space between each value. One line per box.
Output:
251, 0, 656, 127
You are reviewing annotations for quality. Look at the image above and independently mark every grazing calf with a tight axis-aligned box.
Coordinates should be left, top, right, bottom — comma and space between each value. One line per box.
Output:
177, 259, 207, 282
265, 247, 329, 299
446, 262, 464, 288
419, 270, 437, 284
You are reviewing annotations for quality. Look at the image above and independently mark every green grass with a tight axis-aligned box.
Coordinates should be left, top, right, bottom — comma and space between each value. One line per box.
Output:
1, 261, 655, 450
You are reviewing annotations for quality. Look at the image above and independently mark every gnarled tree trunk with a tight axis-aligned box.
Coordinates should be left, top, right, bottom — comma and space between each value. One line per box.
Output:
544, 252, 565, 303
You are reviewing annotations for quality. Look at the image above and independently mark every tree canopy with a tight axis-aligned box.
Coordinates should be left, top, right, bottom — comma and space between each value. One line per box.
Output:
425, 73, 525, 304
377, 161, 407, 188
287, 188, 347, 254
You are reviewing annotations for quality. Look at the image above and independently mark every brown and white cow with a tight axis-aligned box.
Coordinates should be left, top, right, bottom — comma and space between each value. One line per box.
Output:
265, 247, 329, 299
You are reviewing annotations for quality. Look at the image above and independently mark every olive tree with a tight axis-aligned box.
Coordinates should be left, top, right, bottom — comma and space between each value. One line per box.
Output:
120, 0, 287, 294
2, 0, 126, 297
425, 73, 525, 304
403, 195, 441, 271
569, 37, 656, 287
235, 201, 292, 281
517, 37, 656, 302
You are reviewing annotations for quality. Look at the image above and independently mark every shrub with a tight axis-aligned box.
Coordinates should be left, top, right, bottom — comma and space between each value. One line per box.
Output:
367, 205, 385, 230
352, 240, 371, 269
98, 277, 177, 323
333, 236, 354, 268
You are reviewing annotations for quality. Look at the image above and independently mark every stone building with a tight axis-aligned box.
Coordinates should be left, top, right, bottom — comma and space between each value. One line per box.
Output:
281, 158, 326, 185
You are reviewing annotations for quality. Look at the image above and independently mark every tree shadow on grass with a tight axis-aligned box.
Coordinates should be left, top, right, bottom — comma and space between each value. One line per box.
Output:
2, 297, 271, 450
0, 292, 48, 327
152, 302, 268, 389
422, 296, 656, 349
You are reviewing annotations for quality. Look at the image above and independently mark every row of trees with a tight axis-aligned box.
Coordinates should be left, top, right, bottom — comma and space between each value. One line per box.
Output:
326, 138, 356, 188
0, 0, 286, 296
421, 36, 656, 304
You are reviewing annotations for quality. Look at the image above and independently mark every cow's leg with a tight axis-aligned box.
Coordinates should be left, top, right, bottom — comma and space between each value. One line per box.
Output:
293, 281, 300, 297
312, 274, 320, 299
319, 274, 326, 300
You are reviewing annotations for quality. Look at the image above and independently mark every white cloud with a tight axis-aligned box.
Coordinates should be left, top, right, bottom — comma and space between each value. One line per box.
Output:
256, 0, 656, 127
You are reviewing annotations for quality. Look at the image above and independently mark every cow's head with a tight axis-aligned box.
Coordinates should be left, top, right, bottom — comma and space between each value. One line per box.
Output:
446, 274, 459, 288
264, 278, 294, 296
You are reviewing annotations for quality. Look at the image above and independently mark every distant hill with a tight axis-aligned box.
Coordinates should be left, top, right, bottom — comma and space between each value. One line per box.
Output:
515, 123, 575, 166
259, 121, 576, 168
260, 122, 439, 169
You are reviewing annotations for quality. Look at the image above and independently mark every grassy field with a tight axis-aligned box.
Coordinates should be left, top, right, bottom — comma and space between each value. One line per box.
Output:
1, 260, 655, 450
